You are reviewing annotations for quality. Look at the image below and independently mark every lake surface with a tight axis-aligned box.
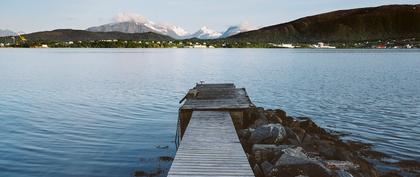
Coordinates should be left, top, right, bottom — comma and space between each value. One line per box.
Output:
0, 48, 419, 177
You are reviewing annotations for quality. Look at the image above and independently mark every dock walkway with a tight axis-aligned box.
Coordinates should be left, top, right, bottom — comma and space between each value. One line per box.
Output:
168, 83, 255, 177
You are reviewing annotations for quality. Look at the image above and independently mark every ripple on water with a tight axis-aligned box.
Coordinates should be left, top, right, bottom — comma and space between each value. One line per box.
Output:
0, 48, 419, 177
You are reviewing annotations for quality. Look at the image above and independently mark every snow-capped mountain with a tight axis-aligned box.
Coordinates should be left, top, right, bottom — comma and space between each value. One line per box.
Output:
87, 12, 188, 39
188, 27, 222, 39
87, 21, 189, 39
0, 29, 17, 37
87, 13, 256, 39
87, 22, 225, 39
220, 24, 258, 38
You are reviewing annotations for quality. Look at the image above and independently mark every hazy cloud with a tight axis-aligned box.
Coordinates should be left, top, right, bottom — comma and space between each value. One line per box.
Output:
113, 12, 150, 23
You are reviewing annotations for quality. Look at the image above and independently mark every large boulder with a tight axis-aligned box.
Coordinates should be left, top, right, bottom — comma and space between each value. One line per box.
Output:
274, 147, 332, 177
249, 124, 287, 144
238, 128, 254, 140
252, 144, 296, 154
275, 147, 316, 166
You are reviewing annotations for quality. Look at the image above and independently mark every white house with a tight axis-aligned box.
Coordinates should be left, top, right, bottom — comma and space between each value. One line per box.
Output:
313, 42, 336, 49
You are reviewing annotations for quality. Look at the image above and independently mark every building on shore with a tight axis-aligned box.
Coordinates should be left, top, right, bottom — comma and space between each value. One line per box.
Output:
312, 42, 336, 49
193, 44, 207, 48
269, 43, 295, 48
0, 43, 4, 47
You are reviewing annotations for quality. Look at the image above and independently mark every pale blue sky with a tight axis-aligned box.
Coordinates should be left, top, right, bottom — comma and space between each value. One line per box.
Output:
1, 0, 419, 33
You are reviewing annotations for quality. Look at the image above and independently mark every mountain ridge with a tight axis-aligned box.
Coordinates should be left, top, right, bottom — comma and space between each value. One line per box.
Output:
87, 21, 256, 39
3, 4, 419, 44
8, 29, 173, 42
229, 4, 420, 43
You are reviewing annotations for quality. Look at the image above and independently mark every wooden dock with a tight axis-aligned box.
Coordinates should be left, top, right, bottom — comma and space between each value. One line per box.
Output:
168, 83, 255, 177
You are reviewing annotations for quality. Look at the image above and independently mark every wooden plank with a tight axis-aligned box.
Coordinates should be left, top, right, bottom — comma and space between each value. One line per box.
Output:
168, 111, 254, 177
195, 83, 235, 89
182, 87, 254, 110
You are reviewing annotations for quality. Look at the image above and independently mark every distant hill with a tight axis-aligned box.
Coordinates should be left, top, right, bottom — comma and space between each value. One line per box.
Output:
229, 4, 420, 43
15, 29, 173, 42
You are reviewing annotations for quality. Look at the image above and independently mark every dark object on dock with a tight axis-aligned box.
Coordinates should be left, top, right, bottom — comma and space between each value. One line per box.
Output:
169, 83, 255, 177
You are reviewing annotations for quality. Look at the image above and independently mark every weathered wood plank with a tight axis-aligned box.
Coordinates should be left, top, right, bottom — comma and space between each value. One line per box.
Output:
195, 83, 236, 89
181, 84, 254, 110
168, 111, 254, 177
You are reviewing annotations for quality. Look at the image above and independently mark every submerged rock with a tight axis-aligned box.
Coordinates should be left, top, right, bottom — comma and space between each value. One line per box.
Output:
159, 156, 174, 161
133, 171, 147, 177
249, 123, 287, 144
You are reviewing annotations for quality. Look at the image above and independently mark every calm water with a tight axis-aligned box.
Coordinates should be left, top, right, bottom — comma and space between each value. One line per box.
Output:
1, 48, 419, 177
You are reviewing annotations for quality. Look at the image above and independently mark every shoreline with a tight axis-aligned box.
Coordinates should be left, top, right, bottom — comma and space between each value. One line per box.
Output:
236, 107, 420, 177
1, 47, 420, 49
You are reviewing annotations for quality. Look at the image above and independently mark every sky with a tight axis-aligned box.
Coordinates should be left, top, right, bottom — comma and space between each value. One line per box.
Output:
1, 0, 419, 33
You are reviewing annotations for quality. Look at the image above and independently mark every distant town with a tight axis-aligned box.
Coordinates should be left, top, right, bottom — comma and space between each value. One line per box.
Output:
1, 38, 418, 49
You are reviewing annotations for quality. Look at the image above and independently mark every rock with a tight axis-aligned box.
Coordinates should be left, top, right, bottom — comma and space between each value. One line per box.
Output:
301, 134, 313, 145
325, 160, 359, 170
275, 147, 315, 166
238, 128, 254, 140
252, 144, 295, 154
273, 115, 283, 124
159, 156, 174, 161
282, 116, 295, 126
254, 118, 269, 128
319, 140, 336, 158
254, 148, 275, 164
297, 118, 326, 134
133, 171, 148, 177
275, 147, 332, 177
275, 109, 287, 120
292, 127, 306, 143
253, 164, 264, 177
336, 170, 354, 177
261, 161, 274, 176
249, 124, 287, 144
285, 127, 301, 143
300, 134, 321, 154
246, 153, 256, 165
274, 164, 332, 177
254, 149, 264, 164
288, 138, 300, 146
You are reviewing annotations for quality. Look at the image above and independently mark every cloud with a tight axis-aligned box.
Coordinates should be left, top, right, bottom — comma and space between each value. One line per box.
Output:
236, 22, 258, 31
113, 12, 151, 24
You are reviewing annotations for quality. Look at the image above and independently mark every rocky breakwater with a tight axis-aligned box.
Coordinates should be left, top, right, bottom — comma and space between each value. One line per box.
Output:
238, 108, 380, 177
